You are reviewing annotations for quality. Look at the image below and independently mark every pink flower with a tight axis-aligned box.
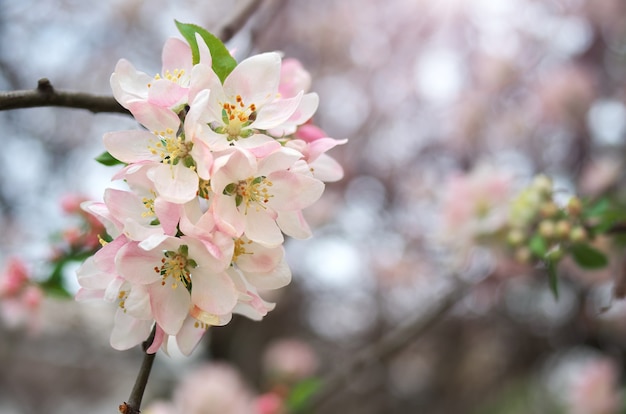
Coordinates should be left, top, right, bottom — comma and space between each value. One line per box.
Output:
568, 358, 622, 414
210, 147, 325, 246
285, 137, 347, 182
172, 363, 256, 414
256, 392, 285, 414
196, 53, 307, 151
111, 36, 212, 111
115, 235, 236, 335
104, 91, 214, 204
263, 338, 319, 382
441, 165, 512, 244
0, 258, 43, 332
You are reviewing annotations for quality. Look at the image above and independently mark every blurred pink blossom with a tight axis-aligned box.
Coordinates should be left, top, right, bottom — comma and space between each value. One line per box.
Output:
0, 258, 43, 332
441, 165, 512, 248
255, 392, 285, 414
537, 65, 596, 124
263, 338, 319, 382
172, 363, 256, 414
578, 157, 621, 197
568, 357, 622, 414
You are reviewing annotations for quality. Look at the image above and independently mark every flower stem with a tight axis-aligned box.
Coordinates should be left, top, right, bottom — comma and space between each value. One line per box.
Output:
120, 326, 157, 414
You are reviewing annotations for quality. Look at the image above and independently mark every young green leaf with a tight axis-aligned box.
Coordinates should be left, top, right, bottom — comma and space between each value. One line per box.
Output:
569, 243, 609, 269
546, 259, 559, 300
175, 20, 237, 83
286, 378, 322, 412
528, 234, 547, 258
95, 151, 124, 166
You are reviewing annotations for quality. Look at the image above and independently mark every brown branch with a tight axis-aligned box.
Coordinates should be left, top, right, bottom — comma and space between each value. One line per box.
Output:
218, 0, 264, 42
0, 78, 129, 114
119, 326, 157, 414
293, 278, 471, 413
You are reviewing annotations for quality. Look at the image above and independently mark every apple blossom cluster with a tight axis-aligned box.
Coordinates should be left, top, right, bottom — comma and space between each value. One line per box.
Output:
76, 25, 346, 355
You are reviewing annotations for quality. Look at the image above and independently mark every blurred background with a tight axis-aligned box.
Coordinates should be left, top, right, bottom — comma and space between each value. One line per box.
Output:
1, 0, 626, 412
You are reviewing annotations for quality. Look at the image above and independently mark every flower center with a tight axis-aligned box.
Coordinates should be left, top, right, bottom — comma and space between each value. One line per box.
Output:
232, 238, 253, 263
153, 68, 186, 83
149, 128, 194, 166
223, 176, 273, 212
153, 245, 197, 290
218, 95, 257, 141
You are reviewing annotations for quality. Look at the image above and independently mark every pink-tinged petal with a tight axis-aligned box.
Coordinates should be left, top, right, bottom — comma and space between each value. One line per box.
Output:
110, 310, 153, 351
233, 296, 276, 321
307, 137, 348, 163
148, 163, 199, 204
279, 58, 312, 97
149, 282, 190, 335
205, 80, 229, 122
243, 139, 282, 158
146, 324, 166, 354
212, 195, 246, 238
244, 209, 284, 247
190, 140, 213, 180
104, 277, 126, 303
310, 154, 345, 182
267, 171, 324, 211
295, 123, 328, 142
93, 234, 128, 274
182, 235, 229, 269
76, 257, 113, 290
175, 314, 209, 356
116, 242, 163, 285
138, 233, 170, 251
161, 37, 193, 75
127, 101, 181, 133
104, 188, 150, 225
195, 33, 212, 67
190, 305, 232, 327
210, 149, 256, 194
124, 285, 153, 320
236, 241, 283, 274
286, 92, 319, 125
148, 79, 187, 108
252, 92, 303, 130
243, 257, 292, 290
82, 200, 121, 238
191, 268, 238, 315
224, 52, 282, 105
258, 147, 303, 176
110, 59, 151, 108
154, 198, 182, 235
188, 64, 218, 103
103, 130, 162, 163
185, 89, 211, 130
75, 287, 104, 301
276, 210, 312, 239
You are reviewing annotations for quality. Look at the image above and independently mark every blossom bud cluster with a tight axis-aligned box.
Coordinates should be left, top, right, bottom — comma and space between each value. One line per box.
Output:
506, 176, 588, 264
76, 33, 346, 354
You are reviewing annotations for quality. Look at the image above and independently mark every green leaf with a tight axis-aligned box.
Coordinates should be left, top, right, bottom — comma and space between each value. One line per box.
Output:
175, 21, 237, 83
95, 151, 124, 166
569, 243, 609, 269
546, 259, 559, 300
286, 378, 322, 412
583, 197, 610, 218
528, 234, 547, 258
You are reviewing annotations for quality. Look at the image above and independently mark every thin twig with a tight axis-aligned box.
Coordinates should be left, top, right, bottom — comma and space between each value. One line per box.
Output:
0, 78, 129, 114
293, 278, 471, 413
120, 326, 157, 414
218, 0, 264, 42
